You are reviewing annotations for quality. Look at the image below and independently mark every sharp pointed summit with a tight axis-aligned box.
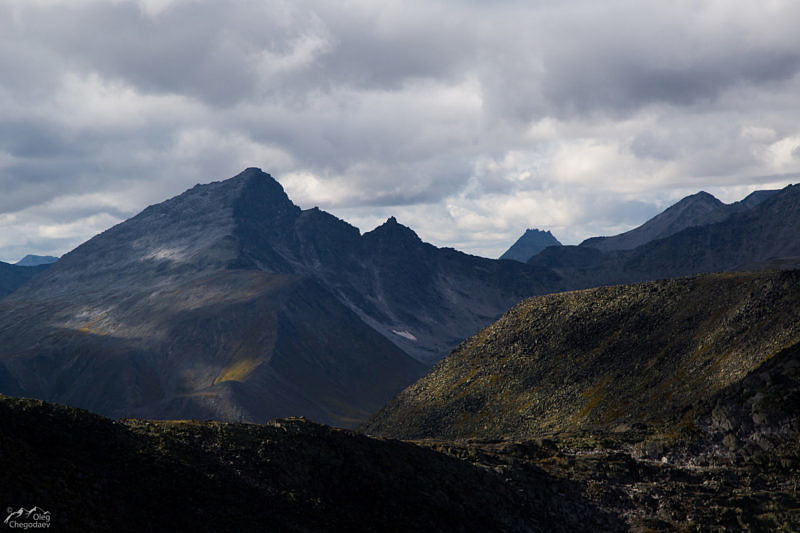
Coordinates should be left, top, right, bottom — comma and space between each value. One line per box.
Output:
363, 216, 424, 249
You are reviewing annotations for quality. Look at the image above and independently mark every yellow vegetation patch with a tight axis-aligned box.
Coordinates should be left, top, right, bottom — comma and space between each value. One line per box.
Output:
214, 358, 261, 385
452, 367, 479, 389
575, 376, 611, 421
77, 324, 107, 336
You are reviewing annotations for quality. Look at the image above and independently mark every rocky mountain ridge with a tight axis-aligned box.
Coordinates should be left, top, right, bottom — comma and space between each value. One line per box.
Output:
0, 170, 428, 426
579, 189, 778, 252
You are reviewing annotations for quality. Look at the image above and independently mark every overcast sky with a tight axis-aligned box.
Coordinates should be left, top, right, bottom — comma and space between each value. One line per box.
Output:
1, 0, 799, 262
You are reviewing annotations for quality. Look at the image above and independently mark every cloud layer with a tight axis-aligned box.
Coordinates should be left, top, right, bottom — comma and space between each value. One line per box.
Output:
1, 0, 799, 261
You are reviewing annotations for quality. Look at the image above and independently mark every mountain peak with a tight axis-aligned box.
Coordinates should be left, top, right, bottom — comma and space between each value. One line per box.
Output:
362, 216, 424, 256
369, 216, 419, 236
680, 190, 722, 206
580, 190, 728, 252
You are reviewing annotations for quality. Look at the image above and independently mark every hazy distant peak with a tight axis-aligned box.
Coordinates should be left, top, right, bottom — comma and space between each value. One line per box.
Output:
15, 254, 58, 266
499, 228, 562, 262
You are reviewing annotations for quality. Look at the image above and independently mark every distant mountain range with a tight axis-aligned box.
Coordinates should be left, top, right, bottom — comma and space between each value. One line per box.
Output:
2, 169, 799, 530
0, 168, 797, 428
528, 184, 800, 289
579, 189, 777, 252
499, 229, 561, 262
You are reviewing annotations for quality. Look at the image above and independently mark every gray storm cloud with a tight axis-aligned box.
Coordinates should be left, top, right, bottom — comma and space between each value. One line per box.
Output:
0, 0, 798, 261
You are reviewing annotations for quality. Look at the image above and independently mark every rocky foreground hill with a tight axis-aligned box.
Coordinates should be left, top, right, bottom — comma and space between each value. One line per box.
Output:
365, 269, 800, 530
0, 394, 625, 533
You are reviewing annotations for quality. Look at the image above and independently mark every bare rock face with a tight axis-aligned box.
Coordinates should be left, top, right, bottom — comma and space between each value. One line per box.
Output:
0, 168, 557, 425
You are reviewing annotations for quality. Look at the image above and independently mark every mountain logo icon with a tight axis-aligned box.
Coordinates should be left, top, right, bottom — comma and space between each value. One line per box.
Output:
4, 506, 50, 527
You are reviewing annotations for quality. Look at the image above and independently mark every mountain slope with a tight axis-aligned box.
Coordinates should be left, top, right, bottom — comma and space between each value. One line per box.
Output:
364, 269, 800, 440
230, 175, 560, 363
363, 268, 800, 531
500, 229, 562, 262
0, 168, 556, 425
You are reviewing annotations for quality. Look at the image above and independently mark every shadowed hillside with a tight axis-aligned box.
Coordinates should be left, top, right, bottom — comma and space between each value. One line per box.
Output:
0, 261, 49, 298
364, 269, 800, 531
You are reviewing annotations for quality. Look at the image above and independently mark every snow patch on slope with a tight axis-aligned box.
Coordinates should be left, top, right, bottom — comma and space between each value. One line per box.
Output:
392, 329, 418, 341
